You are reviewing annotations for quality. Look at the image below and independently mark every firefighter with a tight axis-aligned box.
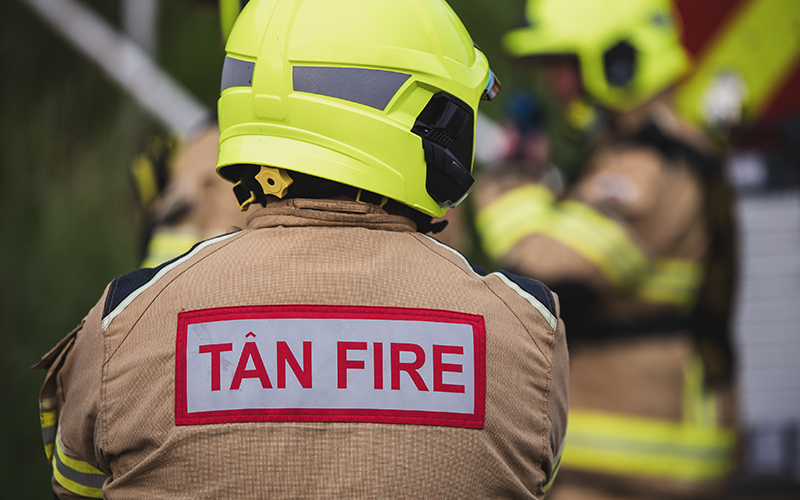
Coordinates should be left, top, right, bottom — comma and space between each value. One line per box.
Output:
474, 0, 737, 498
35, 0, 568, 498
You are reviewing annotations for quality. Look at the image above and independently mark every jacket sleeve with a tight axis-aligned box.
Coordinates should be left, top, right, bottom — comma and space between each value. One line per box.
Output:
475, 145, 704, 311
35, 292, 111, 499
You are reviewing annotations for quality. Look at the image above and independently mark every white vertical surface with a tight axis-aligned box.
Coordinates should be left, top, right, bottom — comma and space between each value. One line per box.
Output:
733, 190, 800, 425
122, 0, 160, 55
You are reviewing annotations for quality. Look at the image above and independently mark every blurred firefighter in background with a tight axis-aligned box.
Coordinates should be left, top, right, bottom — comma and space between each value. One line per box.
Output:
131, 0, 251, 268
473, 0, 738, 498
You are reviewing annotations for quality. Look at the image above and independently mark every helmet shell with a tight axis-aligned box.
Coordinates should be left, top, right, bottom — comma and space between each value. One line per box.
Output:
217, 0, 492, 217
504, 0, 690, 110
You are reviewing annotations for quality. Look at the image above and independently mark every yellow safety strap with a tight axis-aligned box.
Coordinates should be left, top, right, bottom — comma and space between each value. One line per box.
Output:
678, 0, 800, 125
477, 184, 649, 287
52, 431, 108, 498
635, 259, 704, 309
561, 357, 735, 483
40, 397, 58, 461
140, 229, 200, 269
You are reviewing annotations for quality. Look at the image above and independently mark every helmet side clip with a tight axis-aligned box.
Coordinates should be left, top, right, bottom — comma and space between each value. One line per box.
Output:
412, 92, 477, 209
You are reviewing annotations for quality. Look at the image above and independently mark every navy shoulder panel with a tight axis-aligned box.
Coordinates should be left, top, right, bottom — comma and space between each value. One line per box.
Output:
103, 268, 160, 319
469, 262, 488, 277
497, 270, 557, 318
102, 240, 204, 318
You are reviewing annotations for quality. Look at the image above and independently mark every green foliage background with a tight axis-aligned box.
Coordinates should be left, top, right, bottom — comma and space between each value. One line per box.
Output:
0, 0, 524, 496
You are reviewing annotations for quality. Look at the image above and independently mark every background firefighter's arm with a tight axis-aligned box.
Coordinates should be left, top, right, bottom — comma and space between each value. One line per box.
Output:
474, 145, 704, 331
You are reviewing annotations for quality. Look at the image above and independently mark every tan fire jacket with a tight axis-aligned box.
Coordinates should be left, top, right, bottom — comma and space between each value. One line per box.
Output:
474, 101, 737, 498
37, 198, 568, 500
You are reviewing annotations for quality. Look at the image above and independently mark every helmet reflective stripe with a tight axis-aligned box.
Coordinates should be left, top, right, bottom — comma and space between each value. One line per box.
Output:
220, 57, 254, 92
293, 67, 411, 111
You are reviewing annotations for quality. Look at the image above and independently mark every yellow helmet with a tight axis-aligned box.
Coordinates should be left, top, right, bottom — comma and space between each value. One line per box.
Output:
216, 0, 498, 218
504, 0, 689, 111
218, 0, 247, 41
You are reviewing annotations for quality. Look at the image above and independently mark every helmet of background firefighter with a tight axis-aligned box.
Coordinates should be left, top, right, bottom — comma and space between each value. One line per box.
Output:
504, 0, 689, 112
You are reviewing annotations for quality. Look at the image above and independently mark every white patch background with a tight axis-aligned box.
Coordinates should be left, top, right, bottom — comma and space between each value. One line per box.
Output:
183, 317, 478, 416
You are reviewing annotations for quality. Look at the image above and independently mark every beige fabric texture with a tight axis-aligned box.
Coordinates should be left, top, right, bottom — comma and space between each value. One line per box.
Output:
40, 198, 568, 499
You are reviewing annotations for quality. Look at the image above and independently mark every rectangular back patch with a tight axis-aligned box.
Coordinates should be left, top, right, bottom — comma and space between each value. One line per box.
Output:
175, 305, 486, 428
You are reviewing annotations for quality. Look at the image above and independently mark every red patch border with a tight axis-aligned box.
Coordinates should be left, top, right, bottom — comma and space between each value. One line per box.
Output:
175, 304, 486, 429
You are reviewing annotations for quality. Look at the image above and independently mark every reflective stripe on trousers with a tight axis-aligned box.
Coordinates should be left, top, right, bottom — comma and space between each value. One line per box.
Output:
561, 356, 736, 482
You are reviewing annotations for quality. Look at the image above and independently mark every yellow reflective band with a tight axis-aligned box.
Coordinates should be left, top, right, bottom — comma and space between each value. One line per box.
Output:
40, 410, 57, 429
40, 410, 57, 460
53, 434, 107, 498
476, 185, 648, 287
678, 0, 800, 125
562, 410, 736, 483
547, 202, 648, 287
636, 259, 704, 308
476, 184, 555, 258
544, 443, 564, 493
40, 398, 58, 460
140, 229, 200, 269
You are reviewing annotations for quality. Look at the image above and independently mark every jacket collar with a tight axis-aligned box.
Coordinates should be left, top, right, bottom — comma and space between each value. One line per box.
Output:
246, 198, 418, 233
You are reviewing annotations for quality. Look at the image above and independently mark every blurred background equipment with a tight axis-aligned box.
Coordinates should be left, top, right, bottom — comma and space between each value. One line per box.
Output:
675, 0, 800, 132
20, 0, 211, 140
